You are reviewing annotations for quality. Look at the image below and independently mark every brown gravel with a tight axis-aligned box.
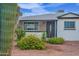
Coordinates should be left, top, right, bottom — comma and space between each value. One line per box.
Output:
11, 40, 79, 56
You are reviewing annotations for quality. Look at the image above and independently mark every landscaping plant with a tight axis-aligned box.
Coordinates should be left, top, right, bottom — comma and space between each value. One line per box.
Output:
15, 28, 25, 40
41, 32, 47, 42
17, 35, 46, 50
48, 37, 64, 44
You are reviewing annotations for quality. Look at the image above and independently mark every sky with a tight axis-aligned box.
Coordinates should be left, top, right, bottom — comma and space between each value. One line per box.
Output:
18, 3, 79, 16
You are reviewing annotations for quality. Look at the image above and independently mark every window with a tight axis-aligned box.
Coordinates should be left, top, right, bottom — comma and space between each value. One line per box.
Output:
64, 21, 75, 30
24, 21, 39, 31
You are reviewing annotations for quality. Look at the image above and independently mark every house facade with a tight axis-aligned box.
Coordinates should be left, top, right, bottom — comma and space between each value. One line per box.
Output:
19, 10, 79, 41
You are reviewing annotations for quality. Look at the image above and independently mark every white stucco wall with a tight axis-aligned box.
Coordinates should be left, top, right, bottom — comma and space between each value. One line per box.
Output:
57, 19, 79, 41
25, 32, 43, 38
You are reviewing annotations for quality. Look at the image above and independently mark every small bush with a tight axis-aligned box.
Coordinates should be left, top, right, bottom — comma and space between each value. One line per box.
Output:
41, 32, 47, 42
17, 35, 46, 50
48, 37, 64, 44
15, 28, 25, 40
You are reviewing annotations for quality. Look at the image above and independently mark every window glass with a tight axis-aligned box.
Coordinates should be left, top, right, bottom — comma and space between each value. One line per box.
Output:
24, 22, 39, 31
64, 21, 75, 29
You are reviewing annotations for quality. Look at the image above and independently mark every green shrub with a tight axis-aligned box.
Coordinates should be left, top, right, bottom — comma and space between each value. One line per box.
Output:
41, 32, 47, 42
15, 28, 25, 40
48, 37, 64, 44
17, 35, 46, 50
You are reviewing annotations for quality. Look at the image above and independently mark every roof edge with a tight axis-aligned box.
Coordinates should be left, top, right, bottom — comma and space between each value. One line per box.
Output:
57, 12, 79, 18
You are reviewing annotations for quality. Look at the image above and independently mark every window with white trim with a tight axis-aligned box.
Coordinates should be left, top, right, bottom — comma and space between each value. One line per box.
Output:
64, 21, 75, 30
24, 21, 39, 31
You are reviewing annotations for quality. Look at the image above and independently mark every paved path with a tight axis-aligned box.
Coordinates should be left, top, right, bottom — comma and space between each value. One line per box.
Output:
11, 41, 79, 56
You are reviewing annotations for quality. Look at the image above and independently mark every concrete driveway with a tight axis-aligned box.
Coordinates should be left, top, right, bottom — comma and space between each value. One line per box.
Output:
11, 41, 79, 56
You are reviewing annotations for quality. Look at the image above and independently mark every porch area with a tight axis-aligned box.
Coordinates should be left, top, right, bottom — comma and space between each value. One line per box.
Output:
19, 20, 57, 38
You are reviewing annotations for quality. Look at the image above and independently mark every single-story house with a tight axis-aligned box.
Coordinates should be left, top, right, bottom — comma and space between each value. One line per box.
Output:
18, 10, 79, 41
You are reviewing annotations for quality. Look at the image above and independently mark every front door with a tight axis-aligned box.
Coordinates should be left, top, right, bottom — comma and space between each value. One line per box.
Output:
46, 21, 56, 38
